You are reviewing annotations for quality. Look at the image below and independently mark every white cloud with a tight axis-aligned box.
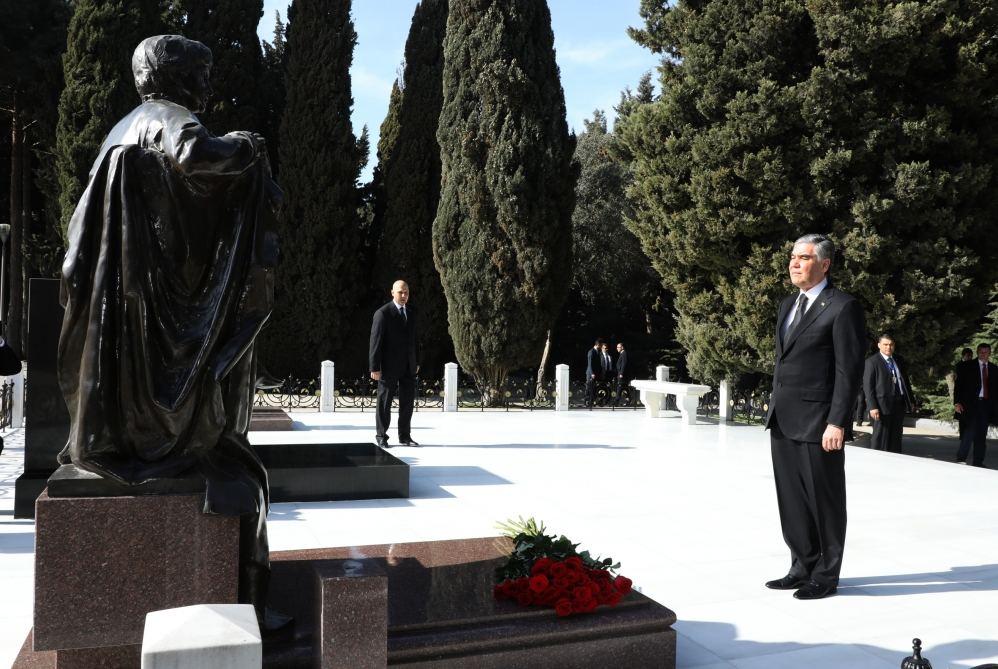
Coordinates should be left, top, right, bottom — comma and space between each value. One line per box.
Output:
352, 65, 395, 99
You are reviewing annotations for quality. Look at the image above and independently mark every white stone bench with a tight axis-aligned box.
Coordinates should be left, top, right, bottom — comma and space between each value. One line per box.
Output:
141, 604, 261, 669
630, 380, 712, 425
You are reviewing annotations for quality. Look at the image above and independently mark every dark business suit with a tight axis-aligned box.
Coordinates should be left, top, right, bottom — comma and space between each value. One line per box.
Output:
954, 358, 998, 466
863, 353, 913, 453
585, 347, 601, 407
369, 301, 418, 443
765, 283, 865, 588
613, 350, 630, 406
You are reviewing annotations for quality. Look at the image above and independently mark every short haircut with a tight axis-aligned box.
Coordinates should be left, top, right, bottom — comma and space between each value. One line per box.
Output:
595, 338, 605, 346
877, 333, 895, 343
978, 343, 992, 352
794, 233, 835, 265
961, 347, 973, 356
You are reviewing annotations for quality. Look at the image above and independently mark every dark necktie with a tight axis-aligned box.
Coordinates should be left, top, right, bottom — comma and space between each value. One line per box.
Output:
400, 306, 407, 323
887, 358, 903, 396
983, 363, 989, 400
787, 293, 808, 336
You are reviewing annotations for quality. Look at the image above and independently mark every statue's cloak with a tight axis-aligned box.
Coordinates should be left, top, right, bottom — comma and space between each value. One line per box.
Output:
57, 101, 278, 517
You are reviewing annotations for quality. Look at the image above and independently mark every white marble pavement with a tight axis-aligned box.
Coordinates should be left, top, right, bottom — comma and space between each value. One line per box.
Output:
2, 409, 998, 668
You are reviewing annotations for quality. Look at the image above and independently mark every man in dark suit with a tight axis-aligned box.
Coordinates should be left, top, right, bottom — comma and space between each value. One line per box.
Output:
863, 334, 913, 453
764, 234, 865, 600
953, 343, 998, 467
613, 342, 631, 406
585, 338, 604, 408
369, 280, 419, 448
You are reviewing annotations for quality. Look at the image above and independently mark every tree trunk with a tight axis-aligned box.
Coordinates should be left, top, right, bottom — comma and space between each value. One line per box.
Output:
7, 96, 22, 347
9, 114, 27, 354
535, 329, 551, 398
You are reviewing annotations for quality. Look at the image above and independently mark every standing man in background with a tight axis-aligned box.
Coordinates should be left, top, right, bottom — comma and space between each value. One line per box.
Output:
764, 234, 865, 600
863, 334, 913, 453
953, 343, 997, 466
585, 338, 604, 408
614, 342, 630, 406
370, 280, 420, 448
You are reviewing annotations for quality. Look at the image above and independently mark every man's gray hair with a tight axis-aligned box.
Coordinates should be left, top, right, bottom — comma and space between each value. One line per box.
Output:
794, 233, 835, 264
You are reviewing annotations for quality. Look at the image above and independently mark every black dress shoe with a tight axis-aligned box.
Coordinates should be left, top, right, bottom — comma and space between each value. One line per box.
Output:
793, 581, 837, 600
765, 575, 808, 590
399, 438, 420, 446
376, 438, 391, 449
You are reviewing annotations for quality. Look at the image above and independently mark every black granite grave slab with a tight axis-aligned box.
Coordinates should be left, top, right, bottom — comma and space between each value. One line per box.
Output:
253, 442, 410, 503
15, 279, 68, 518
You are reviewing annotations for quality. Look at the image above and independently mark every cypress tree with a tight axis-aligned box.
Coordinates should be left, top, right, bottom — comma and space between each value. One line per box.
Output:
176, 0, 265, 134
620, 0, 998, 384
435, 0, 576, 402
375, 0, 452, 374
260, 10, 287, 177
262, 0, 365, 378
54, 0, 165, 235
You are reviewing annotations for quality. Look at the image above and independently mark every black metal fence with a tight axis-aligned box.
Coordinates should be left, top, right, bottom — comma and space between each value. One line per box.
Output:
697, 387, 771, 424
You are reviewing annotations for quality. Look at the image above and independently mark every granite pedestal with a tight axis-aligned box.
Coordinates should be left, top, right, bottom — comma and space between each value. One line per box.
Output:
313, 561, 388, 668
15, 279, 68, 519
26, 487, 239, 667
253, 443, 409, 503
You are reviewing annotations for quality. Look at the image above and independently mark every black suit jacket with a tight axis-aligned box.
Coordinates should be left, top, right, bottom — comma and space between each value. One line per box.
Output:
863, 353, 913, 416
953, 358, 998, 419
765, 284, 866, 443
615, 350, 628, 379
585, 348, 601, 379
369, 301, 418, 379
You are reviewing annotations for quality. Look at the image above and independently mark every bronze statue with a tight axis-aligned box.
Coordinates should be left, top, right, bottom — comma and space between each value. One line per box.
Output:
57, 35, 281, 622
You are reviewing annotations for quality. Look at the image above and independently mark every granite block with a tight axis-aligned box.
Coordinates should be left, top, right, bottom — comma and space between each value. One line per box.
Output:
253, 443, 409, 503
16, 279, 69, 519
314, 560, 387, 669
55, 644, 141, 669
249, 407, 294, 431
33, 491, 240, 651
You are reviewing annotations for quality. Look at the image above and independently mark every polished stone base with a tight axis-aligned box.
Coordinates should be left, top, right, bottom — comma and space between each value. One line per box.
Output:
263, 537, 677, 668
250, 406, 295, 431
253, 442, 409, 503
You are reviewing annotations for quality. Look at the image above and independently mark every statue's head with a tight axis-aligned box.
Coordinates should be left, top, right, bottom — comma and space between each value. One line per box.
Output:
132, 35, 213, 113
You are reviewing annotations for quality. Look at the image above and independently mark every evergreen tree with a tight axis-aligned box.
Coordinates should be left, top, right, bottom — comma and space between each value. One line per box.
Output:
435, 0, 576, 402
54, 0, 166, 235
620, 0, 998, 384
176, 0, 264, 134
375, 0, 452, 374
260, 10, 287, 177
263, 0, 365, 378
1, 0, 69, 352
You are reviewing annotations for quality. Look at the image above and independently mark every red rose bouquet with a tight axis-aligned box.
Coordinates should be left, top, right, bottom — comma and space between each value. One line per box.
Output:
493, 517, 633, 617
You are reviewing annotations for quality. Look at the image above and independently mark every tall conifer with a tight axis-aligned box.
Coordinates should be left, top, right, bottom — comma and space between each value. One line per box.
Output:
176, 0, 265, 134
375, 0, 452, 373
262, 0, 365, 377
54, 0, 165, 234
435, 0, 576, 401
621, 0, 998, 383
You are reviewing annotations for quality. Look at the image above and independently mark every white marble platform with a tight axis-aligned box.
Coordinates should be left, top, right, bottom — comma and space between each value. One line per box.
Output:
2, 408, 997, 668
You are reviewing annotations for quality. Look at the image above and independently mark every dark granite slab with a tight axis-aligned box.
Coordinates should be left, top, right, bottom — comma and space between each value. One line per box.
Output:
250, 406, 295, 431
46, 464, 206, 498
266, 537, 677, 668
253, 442, 409, 503
15, 279, 68, 519
33, 491, 239, 651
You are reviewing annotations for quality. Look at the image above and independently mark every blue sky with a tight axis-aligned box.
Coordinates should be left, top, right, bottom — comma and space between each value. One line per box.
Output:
258, 1, 660, 181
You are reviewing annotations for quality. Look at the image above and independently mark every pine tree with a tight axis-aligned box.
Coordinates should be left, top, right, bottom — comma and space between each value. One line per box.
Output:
620, 0, 998, 384
176, 0, 264, 134
375, 0, 452, 375
435, 0, 576, 402
262, 0, 365, 378
54, 0, 166, 235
